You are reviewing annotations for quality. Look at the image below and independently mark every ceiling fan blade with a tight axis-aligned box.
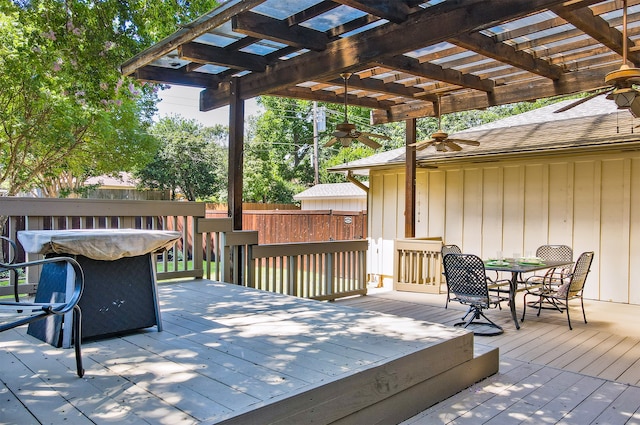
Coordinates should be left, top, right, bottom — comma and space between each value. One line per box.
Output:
360, 131, 391, 141
412, 139, 436, 151
357, 134, 382, 149
445, 141, 463, 151
324, 137, 339, 147
554, 89, 612, 113
448, 138, 480, 146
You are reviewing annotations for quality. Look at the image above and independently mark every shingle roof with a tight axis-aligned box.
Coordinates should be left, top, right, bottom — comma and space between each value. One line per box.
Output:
294, 182, 367, 200
329, 96, 640, 173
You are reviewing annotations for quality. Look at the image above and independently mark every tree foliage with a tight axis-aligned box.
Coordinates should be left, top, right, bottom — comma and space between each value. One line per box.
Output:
0, 0, 219, 197
136, 116, 227, 201
243, 97, 315, 203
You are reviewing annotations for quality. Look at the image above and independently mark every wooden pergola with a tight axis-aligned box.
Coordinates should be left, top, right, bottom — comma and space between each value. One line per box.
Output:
121, 0, 640, 236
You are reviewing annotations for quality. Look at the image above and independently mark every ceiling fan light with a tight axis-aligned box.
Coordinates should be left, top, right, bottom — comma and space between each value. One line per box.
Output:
613, 88, 637, 108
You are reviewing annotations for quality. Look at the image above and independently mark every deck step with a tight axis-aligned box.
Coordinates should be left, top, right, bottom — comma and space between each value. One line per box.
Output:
218, 335, 498, 425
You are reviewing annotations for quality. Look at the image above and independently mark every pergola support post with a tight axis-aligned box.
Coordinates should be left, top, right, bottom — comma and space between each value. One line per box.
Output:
228, 77, 245, 284
229, 77, 244, 231
405, 118, 416, 238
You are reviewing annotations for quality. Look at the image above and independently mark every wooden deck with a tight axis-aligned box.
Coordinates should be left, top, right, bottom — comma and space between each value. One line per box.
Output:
2, 280, 640, 424
336, 288, 640, 424
0, 280, 497, 425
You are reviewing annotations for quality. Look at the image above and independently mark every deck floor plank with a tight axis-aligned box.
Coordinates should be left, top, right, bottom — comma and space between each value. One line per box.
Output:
338, 288, 640, 425
597, 339, 640, 383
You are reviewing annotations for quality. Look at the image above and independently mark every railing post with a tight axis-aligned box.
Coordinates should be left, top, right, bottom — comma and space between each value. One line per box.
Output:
224, 230, 259, 286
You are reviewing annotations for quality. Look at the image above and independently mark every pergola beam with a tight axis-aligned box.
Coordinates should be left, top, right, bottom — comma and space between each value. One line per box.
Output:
371, 63, 618, 123
450, 32, 564, 79
371, 55, 495, 93
268, 85, 400, 110
232, 11, 329, 51
325, 73, 432, 99
134, 66, 220, 88
332, 0, 412, 24
178, 42, 267, 72
200, 0, 570, 111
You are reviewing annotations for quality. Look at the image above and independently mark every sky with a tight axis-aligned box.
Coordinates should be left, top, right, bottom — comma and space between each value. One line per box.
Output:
155, 85, 263, 126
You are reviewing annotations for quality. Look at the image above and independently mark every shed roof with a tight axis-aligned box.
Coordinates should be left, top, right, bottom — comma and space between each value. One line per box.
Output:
294, 182, 367, 200
122, 0, 640, 123
328, 95, 640, 173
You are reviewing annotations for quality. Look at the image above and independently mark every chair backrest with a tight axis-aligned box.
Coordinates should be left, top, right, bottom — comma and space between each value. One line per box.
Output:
566, 251, 594, 296
441, 244, 462, 257
442, 253, 490, 305
536, 244, 572, 262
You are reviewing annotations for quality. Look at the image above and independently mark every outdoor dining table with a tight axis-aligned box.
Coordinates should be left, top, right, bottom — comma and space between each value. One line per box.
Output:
18, 228, 180, 348
484, 258, 575, 330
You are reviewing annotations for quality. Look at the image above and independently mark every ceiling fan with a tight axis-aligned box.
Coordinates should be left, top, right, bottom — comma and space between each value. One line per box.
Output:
556, 0, 640, 114
324, 73, 389, 149
411, 95, 480, 152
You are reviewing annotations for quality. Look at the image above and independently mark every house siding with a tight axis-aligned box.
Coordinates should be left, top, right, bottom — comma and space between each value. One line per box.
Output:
369, 150, 640, 305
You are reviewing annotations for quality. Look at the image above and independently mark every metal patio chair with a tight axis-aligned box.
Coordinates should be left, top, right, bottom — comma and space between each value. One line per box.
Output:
442, 253, 509, 336
523, 244, 574, 308
521, 251, 594, 330
441, 244, 462, 309
0, 236, 85, 377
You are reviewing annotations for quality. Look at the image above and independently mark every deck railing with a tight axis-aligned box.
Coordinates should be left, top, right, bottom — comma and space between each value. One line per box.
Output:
1, 198, 366, 301
393, 237, 444, 294
249, 240, 368, 300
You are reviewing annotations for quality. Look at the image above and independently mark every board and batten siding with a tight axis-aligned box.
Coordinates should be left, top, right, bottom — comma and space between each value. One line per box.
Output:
368, 151, 640, 305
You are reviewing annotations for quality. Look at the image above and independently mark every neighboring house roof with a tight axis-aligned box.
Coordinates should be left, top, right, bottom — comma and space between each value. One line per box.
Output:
329, 96, 640, 174
294, 183, 367, 201
85, 172, 138, 189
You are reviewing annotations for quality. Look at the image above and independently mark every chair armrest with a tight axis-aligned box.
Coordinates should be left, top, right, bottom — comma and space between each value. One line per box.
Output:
0, 236, 18, 265
0, 256, 84, 315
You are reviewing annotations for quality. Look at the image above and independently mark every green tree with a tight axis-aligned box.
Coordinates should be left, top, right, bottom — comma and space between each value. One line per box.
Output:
243, 97, 315, 203
0, 0, 219, 197
136, 116, 227, 201
244, 96, 400, 202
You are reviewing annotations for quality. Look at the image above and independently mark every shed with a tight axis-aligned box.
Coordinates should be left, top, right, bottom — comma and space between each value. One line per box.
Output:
330, 96, 640, 305
293, 183, 367, 211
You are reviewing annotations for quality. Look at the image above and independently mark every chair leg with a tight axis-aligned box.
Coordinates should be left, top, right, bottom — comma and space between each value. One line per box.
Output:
566, 305, 573, 330
73, 305, 84, 378
445, 292, 449, 309
454, 306, 503, 336
581, 296, 587, 324
537, 294, 544, 317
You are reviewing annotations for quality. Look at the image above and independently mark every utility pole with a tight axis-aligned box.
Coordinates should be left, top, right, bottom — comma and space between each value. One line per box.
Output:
312, 101, 319, 185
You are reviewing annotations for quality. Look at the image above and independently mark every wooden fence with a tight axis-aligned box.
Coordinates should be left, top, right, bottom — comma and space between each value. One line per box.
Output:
207, 209, 367, 244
